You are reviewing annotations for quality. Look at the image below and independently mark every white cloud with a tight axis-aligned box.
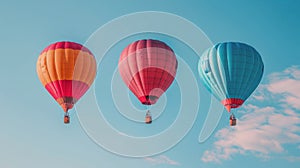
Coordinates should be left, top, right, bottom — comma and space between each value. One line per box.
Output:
144, 155, 180, 166
267, 66, 300, 110
201, 66, 300, 163
252, 94, 265, 101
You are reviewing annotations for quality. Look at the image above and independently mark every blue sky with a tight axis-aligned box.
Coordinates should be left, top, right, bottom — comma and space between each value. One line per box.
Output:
0, 0, 300, 168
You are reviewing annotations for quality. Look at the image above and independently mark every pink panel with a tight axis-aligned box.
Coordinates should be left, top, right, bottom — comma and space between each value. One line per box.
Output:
45, 80, 89, 100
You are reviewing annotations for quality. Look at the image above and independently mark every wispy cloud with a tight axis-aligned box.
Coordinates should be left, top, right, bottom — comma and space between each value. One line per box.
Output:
144, 155, 180, 166
201, 66, 300, 163
285, 156, 300, 162
267, 66, 300, 110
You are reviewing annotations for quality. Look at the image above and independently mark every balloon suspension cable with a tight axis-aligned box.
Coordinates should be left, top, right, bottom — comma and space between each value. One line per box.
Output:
146, 110, 151, 116
230, 113, 235, 119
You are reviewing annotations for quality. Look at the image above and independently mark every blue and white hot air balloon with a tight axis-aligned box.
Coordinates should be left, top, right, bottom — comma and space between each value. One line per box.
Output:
198, 42, 264, 125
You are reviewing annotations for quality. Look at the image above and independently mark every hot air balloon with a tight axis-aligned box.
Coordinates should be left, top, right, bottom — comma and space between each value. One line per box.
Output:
118, 39, 178, 124
198, 42, 264, 126
36, 41, 97, 124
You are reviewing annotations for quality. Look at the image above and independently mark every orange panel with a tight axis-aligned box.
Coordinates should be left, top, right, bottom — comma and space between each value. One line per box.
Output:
36, 49, 96, 86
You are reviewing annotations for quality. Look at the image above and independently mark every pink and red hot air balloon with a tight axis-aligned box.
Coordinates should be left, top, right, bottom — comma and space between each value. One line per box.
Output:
118, 39, 178, 124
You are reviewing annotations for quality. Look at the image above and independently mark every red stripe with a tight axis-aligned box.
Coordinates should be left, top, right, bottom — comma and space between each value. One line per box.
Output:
45, 80, 90, 101
221, 98, 244, 112
41, 41, 93, 55
129, 68, 175, 105
120, 39, 173, 61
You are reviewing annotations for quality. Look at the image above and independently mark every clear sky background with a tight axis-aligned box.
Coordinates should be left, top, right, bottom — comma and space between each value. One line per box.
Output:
0, 0, 300, 168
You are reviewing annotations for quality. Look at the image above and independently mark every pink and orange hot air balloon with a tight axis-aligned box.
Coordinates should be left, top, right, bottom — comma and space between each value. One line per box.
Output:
36, 41, 96, 124
118, 39, 178, 124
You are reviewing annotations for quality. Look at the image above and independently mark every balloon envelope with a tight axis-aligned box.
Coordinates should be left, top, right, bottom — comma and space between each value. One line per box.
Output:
198, 42, 264, 112
118, 39, 178, 105
36, 41, 97, 112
